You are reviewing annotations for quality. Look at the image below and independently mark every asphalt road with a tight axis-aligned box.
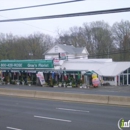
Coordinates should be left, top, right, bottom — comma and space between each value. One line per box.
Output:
0, 95, 130, 130
0, 84, 130, 96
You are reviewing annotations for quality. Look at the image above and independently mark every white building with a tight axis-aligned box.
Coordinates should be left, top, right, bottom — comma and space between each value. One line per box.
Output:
44, 44, 130, 86
44, 44, 89, 60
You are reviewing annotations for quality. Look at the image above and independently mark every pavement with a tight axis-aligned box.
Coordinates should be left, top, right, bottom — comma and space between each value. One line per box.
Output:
0, 84, 130, 97
0, 95, 130, 130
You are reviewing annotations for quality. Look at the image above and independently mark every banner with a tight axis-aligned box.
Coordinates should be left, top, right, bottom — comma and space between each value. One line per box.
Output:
53, 58, 60, 65
60, 53, 66, 60
36, 72, 45, 85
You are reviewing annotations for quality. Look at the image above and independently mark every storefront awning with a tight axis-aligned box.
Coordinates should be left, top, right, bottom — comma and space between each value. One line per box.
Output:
0, 60, 54, 70
84, 70, 97, 76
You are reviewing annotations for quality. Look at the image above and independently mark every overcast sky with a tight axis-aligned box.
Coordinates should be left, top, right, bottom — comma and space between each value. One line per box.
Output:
0, 0, 130, 37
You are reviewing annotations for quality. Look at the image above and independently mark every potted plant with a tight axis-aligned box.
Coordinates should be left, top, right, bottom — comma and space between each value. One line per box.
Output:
27, 76, 31, 86
7, 76, 10, 85
67, 82, 72, 88
11, 79, 15, 85
20, 74, 24, 85
63, 81, 67, 87
16, 80, 20, 85
50, 77, 53, 87
72, 78, 76, 88
58, 82, 62, 87
54, 83, 58, 88
0, 77, 2, 85
22, 79, 25, 85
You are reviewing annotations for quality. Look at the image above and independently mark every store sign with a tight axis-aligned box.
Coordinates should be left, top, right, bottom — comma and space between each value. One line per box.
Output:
0, 60, 54, 69
36, 72, 45, 85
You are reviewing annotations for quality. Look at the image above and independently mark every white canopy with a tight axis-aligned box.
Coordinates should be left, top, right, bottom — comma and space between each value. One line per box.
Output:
61, 60, 130, 76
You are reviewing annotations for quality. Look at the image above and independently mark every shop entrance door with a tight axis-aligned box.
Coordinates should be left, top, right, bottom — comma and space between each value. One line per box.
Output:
120, 74, 128, 85
124, 75, 127, 85
120, 75, 123, 85
128, 74, 130, 85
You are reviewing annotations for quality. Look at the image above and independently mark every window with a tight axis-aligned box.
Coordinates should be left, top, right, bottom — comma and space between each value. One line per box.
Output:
128, 68, 130, 73
55, 46, 58, 52
103, 77, 114, 81
123, 69, 127, 74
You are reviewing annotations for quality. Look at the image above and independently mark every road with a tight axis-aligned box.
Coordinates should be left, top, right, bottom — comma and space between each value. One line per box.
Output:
0, 84, 130, 96
0, 95, 129, 130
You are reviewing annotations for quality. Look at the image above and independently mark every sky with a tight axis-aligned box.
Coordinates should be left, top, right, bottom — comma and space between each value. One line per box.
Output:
0, 0, 130, 38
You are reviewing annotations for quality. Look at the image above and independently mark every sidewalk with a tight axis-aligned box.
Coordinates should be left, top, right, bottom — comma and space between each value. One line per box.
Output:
98, 85, 130, 92
0, 84, 129, 97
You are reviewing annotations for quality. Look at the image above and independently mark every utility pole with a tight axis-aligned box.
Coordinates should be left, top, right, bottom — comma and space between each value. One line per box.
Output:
108, 47, 109, 58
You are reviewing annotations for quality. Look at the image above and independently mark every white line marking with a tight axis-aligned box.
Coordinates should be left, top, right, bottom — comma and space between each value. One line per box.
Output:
6, 127, 22, 130
64, 91, 85, 94
57, 108, 89, 113
34, 115, 71, 122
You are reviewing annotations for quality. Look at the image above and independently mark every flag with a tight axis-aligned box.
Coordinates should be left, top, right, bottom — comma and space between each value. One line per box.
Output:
64, 71, 67, 81
78, 72, 81, 80
52, 72, 55, 79
9, 72, 12, 78
58, 71, 61, 78
55, 73, 58, 82
62, 73, 64, 82
68, 74, 71, 81
73, 73, 75, 79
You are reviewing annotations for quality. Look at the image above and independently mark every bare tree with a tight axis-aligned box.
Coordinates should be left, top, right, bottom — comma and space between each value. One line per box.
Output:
0, 33, 54, 60
112, 20, 130, 61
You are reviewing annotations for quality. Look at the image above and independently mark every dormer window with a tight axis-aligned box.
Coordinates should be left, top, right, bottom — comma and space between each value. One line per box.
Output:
55, 46, 58, 52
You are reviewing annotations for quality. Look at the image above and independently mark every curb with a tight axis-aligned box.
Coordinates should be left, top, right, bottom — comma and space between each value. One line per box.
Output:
0, 88, 130, 106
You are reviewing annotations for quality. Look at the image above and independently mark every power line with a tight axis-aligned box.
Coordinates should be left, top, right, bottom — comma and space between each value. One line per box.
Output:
0, 0, 85, 12
0, 7, 130, 23
0, 14, 55, 34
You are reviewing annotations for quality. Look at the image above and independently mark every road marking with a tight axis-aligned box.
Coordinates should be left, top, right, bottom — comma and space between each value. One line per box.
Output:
6, 127, 22, 130
34, 115, 71, 122
57, 108, 89, 113
64, 91, 85, 94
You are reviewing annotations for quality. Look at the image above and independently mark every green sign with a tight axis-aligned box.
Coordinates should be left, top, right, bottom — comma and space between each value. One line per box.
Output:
0, 60, 54, 69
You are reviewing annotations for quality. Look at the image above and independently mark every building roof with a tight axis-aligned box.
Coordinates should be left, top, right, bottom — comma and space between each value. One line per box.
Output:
61, 60, 130, 76
61, 61, 104, 71
58, 44, 75, 54
58, 44, 87, 54
44, 44, 87, 55
68, 58, 113, 62
95, 62, 130, 76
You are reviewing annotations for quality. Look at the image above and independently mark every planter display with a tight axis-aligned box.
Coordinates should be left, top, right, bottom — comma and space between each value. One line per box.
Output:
67, 86, 72, 88
28, 84, 31, 86
22, 81, 25, 85
16, 82, 20, 85
58, 83, 62, 87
